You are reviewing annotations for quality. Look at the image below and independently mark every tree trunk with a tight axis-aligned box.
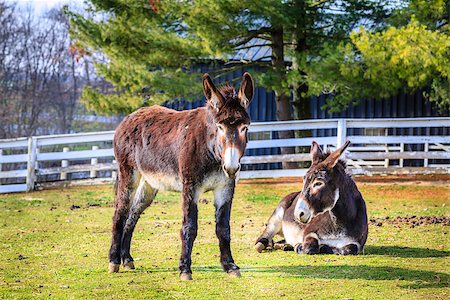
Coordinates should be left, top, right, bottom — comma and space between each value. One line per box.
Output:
291, 0, 311, 121
292, 75, 310, 120
271, 26, 297, 169
290, 0, 312, 168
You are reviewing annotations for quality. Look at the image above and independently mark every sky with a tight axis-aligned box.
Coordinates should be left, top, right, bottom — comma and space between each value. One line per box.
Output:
7, 0, 77, 15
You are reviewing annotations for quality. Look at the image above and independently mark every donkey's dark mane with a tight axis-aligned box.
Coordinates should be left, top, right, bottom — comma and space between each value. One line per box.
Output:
218, 85, 236, 100
207, 84, 249, 124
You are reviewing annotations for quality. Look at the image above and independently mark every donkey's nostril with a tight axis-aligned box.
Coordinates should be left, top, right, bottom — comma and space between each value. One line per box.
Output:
299, 211, 304, 217
225, 166, 239, 175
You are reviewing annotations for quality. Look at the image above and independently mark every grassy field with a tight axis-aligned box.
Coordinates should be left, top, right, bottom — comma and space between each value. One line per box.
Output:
0, 178, 449, 299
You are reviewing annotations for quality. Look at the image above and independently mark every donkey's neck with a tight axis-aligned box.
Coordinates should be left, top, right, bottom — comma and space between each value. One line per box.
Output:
331, 174, 358, 221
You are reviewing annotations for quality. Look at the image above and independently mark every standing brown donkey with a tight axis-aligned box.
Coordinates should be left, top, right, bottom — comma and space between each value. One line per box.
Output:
109, 73, 254, 280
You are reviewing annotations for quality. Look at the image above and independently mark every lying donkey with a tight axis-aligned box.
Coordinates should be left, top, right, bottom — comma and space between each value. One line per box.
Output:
255, 141, 368, 255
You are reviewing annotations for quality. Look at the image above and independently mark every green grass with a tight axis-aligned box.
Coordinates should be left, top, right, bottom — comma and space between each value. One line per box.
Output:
0, 179, 448, 299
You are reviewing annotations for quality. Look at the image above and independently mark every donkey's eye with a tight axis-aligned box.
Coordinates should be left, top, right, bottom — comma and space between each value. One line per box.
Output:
216, 124, 224, 132
313, 181, 324, 188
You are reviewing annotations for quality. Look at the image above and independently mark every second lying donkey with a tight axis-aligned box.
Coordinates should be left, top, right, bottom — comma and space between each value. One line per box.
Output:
255, 141, 368, 255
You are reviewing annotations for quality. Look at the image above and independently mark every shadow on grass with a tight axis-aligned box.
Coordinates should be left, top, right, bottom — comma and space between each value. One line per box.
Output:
134, 264, 448, 290
364, 245, 450, 258
238, 265, 448, 289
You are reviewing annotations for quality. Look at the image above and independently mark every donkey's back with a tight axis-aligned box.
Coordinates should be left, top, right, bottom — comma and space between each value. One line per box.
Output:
114, 105, 207, 175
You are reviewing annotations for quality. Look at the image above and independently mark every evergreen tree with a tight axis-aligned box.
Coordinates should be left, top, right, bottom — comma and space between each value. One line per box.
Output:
68, 0, 449, 119
309, 0, 450, 112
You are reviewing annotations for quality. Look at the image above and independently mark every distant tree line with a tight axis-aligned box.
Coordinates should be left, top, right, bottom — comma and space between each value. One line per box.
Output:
0, 1, 115, 139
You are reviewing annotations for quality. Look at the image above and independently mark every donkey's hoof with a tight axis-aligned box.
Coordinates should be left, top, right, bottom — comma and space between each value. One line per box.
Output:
228, 269, 241, 278
180, 272, 193, 281
255, 242, 265, 253
123, 261, 135, 270
108, 263, 120, 273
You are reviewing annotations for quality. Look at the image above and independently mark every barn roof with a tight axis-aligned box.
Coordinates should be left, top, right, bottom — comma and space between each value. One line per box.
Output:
228, 38, 272, 62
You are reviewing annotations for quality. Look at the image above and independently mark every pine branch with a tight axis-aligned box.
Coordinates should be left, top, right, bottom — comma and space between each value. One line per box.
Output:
234, 43, 273, 51
231, 27, 273, 47
208, 61, 271, 79
309, 0, 331, 8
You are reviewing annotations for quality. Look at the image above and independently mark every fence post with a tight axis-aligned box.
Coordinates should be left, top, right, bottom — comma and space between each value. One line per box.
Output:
60, 147, 69, 180
90, 146, 98, 178
26, 137, 37, 192
112, 159, 117, 181
424, 143, 429, 167
337, 119, 347, 158
0, 149, 2, 172
35, 148, 40, 178
384, 145, 389, 168
399, 143, 404, 168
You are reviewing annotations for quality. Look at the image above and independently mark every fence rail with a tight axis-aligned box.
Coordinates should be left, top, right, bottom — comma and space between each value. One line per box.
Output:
0, 117, 449, 193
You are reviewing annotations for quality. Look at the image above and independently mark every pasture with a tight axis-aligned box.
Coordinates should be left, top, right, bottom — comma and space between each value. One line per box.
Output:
0, 178, 449, 299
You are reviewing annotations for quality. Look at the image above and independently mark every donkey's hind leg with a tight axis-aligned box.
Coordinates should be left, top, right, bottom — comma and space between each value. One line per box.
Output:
121, 176, 157, 270
255, 192, 298, 253
109, 166, 134, 273
273, 240, 294, 251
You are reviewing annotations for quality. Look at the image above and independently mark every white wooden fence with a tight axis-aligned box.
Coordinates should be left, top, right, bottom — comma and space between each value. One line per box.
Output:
0, 117, 449, 193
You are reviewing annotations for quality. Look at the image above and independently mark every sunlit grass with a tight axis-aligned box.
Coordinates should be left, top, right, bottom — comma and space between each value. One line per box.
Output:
0, 179, 448, 299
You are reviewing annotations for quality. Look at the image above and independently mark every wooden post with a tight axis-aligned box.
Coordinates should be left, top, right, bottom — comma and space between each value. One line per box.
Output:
384, 145, 389, 168
399, 143, 404, 168
424, 143, 429, 167
0, 149, 2, 172
112, 159, 117, 181
337, 119, 347, 158
90, 146, 98, 178
35, 148, 40, 179
26, 137, 37, 192
60, 147, 69, 180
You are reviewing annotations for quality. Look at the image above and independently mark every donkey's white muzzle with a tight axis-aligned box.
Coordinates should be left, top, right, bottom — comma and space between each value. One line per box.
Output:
223, 147, 241, 178
294, 196, 311, 224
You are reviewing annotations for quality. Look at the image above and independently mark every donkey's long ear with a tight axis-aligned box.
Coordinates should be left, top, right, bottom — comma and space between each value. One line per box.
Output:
203, 73, 225, 110
322, 140, 351, 169
310, 141, 324, 164
238, 72, 254, 108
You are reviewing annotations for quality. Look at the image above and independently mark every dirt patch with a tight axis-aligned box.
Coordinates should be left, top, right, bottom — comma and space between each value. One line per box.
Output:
240, 174, 450, 185
354, 174, 450, 185
369, 215, 450, 228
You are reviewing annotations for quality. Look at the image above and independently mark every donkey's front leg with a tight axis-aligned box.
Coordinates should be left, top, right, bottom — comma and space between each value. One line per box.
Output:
301, 232, 320, 254
179, 184, 198, 281
214, 184, 240, 277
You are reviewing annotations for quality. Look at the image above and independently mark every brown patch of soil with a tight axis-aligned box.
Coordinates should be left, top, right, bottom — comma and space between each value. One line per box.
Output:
240, 174, 450, 185
240, 177, 301, 185
369, 216, 450, 228
354, 174, 450, 184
